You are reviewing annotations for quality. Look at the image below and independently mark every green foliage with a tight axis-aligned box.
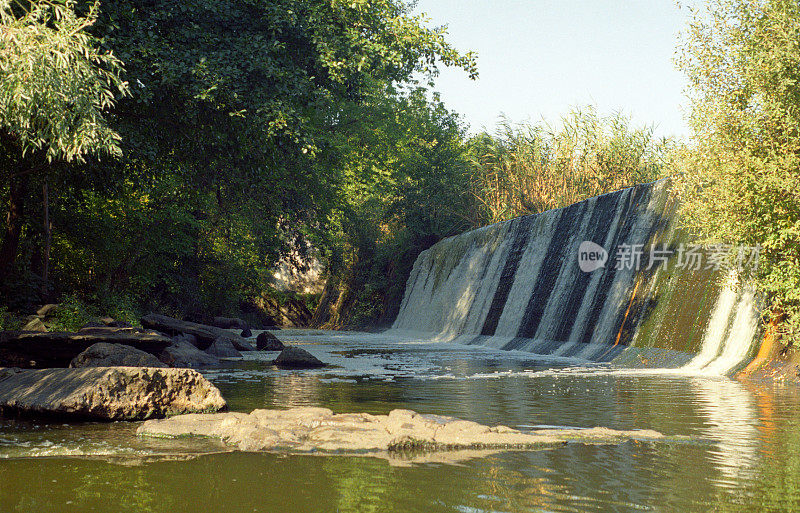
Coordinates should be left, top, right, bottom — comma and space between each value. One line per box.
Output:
0, 0, 128, 164
0, 0, 478, 323
0, 305, 18, 330
674, 0, 800, 343
317, 85, 480, 328
52, 293, 94, 331
467, 107, 674, 223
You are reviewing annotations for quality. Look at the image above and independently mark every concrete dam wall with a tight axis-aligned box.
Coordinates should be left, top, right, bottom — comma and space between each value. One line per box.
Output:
390, 179, 762, 375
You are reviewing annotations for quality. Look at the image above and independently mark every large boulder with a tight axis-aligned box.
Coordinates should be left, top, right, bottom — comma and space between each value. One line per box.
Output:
205, 337, 241, 358
256, 331, 284, 351
70, 343, 167, 368
227, 335, 254, 352
158, 335, 220, 369
0, 367, 226, 420
272, 346, 325, 369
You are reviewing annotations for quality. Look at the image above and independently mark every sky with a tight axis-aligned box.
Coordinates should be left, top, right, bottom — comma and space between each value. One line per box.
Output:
413, 0, 695, 139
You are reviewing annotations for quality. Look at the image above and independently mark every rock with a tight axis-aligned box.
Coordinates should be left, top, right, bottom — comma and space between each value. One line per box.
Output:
138, 407, 668, 454
175, 333, 202, 348
0, 331, 172, 369
227, 335, 255, 352
272, 346, 325, 369
240, 327, 252, 338
69, 343, 167, 368
210, 317, 249, 331
141, 314, 253, 351
159, 335, 220, 369
205, 337, 241, 358
101, 317, 133, 328
0, 367, 22, 382
0, 367, 226, 420
22, 317, 47, 332
256, 331, 284, 351
36, 304, 59, 317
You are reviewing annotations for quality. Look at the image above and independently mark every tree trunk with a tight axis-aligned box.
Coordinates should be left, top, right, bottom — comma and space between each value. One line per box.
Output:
41, 178, 51, 297
0, 175, 27, 281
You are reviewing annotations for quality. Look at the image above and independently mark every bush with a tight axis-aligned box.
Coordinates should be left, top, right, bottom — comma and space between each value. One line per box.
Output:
52, 293, 95, 331
675, 0, 800, 344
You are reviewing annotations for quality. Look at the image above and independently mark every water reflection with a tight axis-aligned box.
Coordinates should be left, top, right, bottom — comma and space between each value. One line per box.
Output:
691, 377, 760, 483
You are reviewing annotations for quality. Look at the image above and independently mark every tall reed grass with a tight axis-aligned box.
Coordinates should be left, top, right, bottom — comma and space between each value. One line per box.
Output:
467, 106, 675, 223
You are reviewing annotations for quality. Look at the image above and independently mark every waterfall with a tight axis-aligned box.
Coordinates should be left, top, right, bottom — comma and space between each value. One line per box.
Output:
390, 179, 762, 375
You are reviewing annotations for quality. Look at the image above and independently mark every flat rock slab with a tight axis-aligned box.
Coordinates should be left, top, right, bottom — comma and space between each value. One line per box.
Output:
138, 407, 668, 454
0, 330, 171, 368
0, 367, 226, 420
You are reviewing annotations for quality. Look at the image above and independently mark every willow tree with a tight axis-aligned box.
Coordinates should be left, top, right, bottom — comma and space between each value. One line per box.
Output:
674, 0, 800, 342
0, 0, 128, 285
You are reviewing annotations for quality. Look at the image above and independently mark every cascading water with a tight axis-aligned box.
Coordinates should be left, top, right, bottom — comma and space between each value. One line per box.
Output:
390, 179, 762, 375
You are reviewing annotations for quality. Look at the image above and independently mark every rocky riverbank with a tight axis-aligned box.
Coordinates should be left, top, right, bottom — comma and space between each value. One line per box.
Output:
0, 313, 332, 421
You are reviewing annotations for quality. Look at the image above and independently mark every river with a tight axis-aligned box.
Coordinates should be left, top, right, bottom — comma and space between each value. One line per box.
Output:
1, 329, 798, 512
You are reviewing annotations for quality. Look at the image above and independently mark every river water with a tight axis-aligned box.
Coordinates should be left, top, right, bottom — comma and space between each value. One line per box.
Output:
1, 329, 799, 512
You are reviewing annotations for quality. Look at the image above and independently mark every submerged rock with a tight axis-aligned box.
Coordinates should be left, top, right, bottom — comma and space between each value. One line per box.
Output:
138, 407, 666, 454
240, 327, 252, 338
272, 346, 324, 368
0, 367, 226, 420
256, 331, 284, 351
70, 342, 167, 368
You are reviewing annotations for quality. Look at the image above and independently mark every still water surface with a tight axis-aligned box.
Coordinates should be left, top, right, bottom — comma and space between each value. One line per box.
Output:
1, 329, 799, 512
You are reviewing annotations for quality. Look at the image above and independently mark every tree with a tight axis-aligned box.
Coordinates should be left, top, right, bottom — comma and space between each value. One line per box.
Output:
312, 85, 479, 328
675, 0, 800, 343
25, 0, 476, 317
0, 0, 128, 284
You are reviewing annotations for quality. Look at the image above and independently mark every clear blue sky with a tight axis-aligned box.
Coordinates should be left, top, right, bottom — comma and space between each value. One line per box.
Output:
413, 0, 694, 139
